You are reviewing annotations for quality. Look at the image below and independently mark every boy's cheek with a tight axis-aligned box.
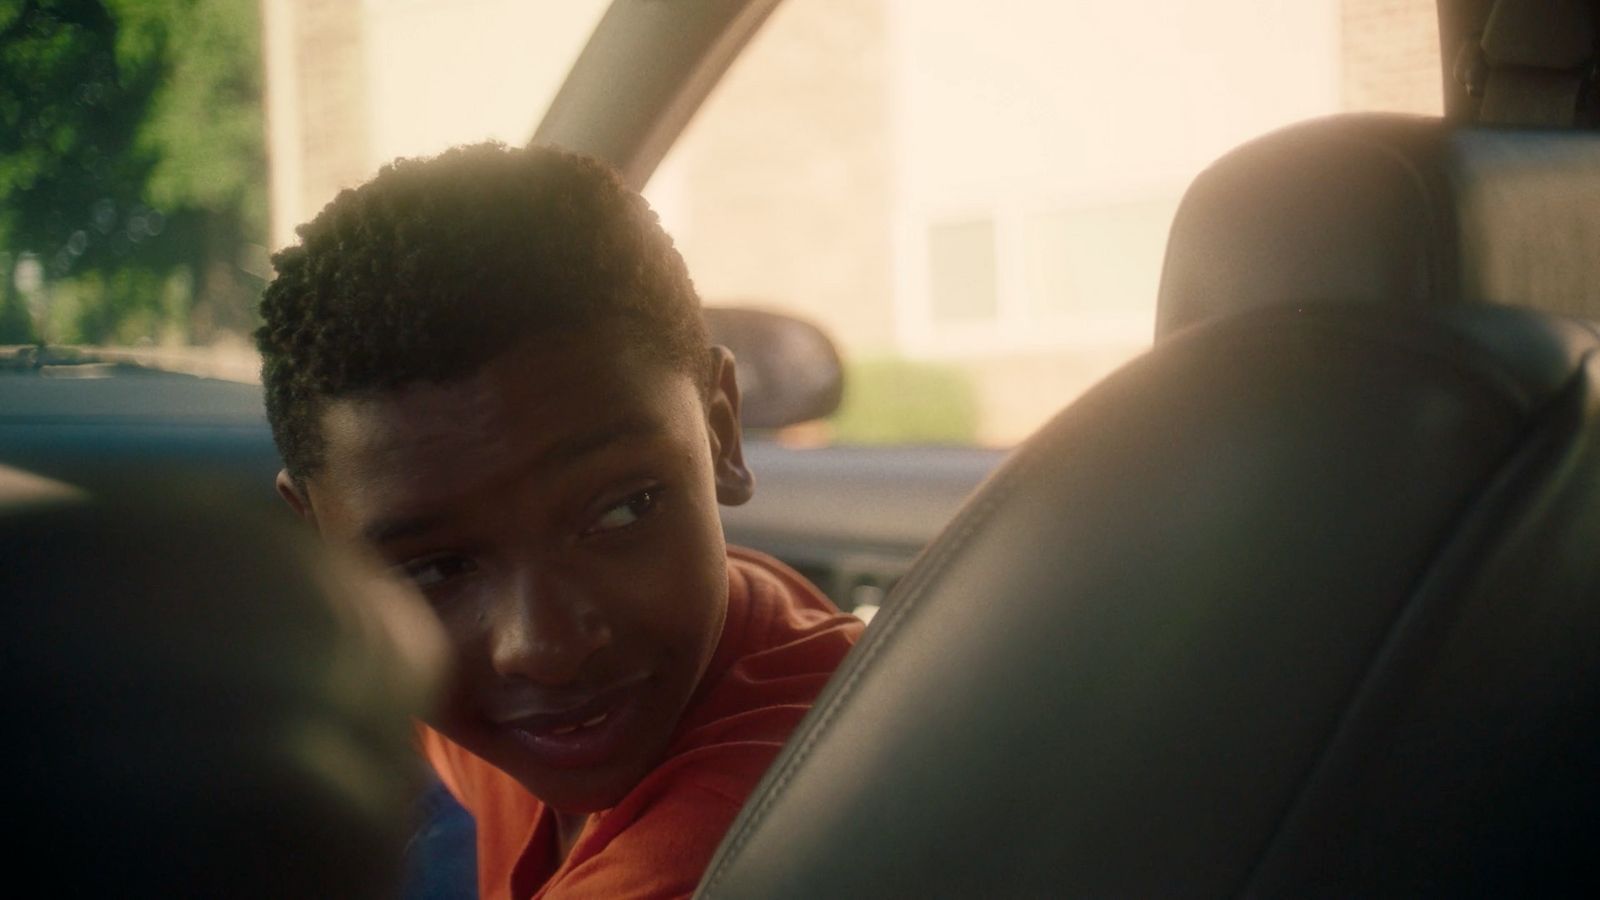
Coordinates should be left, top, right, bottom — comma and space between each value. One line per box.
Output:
417, 670, 494, 749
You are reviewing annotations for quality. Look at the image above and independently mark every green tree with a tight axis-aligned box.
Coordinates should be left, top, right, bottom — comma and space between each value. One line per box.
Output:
0, 0, 265, 345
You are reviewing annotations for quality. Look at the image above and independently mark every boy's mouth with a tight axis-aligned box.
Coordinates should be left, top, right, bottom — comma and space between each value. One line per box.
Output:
492, 677, 650, 771
546, 711, 610, 736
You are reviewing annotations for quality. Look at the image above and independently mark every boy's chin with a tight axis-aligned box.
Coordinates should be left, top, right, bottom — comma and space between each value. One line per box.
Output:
504, 751, 656, 814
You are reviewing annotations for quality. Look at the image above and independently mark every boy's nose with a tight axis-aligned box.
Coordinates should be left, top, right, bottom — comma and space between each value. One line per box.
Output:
486, 573, 612, 685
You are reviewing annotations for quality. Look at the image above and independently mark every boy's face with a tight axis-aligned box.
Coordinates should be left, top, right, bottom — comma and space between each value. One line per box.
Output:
280, 327, 753, 813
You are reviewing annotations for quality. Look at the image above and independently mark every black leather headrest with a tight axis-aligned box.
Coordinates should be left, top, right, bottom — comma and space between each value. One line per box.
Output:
0, 486, 446, 897
1156, 113, 1600, 338
1470, 0, 1600, 126
700, 304, 1600, 896
1481, 0, 1594, 71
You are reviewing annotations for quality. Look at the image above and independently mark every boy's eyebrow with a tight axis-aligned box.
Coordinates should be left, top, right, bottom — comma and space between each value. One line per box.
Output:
365, 513, 446, 546
536, 413, 663, 472
361, 414, 666, 546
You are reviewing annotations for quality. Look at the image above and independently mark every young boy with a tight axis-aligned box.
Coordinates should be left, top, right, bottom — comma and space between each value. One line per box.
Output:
256, 143, 863, 899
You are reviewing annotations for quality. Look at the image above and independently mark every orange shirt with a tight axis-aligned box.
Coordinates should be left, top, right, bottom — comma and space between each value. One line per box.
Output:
418, 547, 863, 899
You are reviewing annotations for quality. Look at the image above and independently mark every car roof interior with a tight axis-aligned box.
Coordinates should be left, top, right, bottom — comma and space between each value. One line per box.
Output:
696, 0, 1600, 895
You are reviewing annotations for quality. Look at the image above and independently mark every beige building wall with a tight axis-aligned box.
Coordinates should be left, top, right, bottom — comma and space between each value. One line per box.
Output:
263, 0, 370, 249
893, 0, 1345, 443
261, 0, 1447, 446
263, 0, 605, 249
900, 0, 1441, 444
362, 0, 607, 168
1340, 0, 1444, 114
650, 1, 1350, 443
647, 0, 897, 354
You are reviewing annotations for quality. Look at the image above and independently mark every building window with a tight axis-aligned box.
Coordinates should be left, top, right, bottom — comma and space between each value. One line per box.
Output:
906, 196, 1176, 354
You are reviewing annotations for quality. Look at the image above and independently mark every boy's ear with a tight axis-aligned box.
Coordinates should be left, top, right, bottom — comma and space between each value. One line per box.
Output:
706, 345, 754, 507
275, 469, 318, 526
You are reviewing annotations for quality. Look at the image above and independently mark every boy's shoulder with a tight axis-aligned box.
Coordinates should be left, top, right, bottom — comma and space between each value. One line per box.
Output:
669, 544, 862, 753
598, 544, 862, 817
723, 545, 861, 663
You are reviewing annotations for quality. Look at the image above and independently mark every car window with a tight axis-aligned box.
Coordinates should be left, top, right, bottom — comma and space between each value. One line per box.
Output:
1, 0, 609, 378
645, 0, 1442, 447
3, 0, 1438, 441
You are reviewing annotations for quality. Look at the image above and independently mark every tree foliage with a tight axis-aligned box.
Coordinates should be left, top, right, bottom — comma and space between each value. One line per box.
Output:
0, 0, 266, 345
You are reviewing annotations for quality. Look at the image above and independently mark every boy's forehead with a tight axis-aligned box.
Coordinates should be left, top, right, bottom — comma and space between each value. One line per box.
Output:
308, 330, 705, 513
322, 325, 687, 434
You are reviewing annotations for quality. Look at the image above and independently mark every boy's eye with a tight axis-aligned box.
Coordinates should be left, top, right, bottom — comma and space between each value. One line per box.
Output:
397, 554, 477, 590
586, 489, 659, 535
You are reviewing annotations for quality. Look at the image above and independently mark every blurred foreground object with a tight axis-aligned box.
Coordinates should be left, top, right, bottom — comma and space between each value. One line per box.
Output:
0, 481, 447, 897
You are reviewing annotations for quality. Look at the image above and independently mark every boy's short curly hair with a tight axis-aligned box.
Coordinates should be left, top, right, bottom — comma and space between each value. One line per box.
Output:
256, 142, 708, 480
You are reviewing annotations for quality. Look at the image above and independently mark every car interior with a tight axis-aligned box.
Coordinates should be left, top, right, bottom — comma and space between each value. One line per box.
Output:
1, 0, 1596, 895
699, 0, 1600, 895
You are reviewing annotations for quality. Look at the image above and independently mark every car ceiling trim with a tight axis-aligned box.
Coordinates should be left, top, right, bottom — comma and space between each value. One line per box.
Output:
532, 0, 785, 190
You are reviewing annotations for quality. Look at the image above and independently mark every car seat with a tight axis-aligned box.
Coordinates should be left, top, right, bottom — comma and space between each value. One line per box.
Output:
696, 1, 1600, 895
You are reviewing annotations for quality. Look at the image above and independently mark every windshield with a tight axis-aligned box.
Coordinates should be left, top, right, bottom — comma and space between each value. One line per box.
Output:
2, 0, 1440, 445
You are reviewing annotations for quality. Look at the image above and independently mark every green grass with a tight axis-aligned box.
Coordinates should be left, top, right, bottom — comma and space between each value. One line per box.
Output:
828, 356, 979, 445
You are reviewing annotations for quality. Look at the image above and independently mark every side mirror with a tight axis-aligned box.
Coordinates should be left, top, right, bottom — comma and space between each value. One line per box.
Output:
704, 307, 844, 429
